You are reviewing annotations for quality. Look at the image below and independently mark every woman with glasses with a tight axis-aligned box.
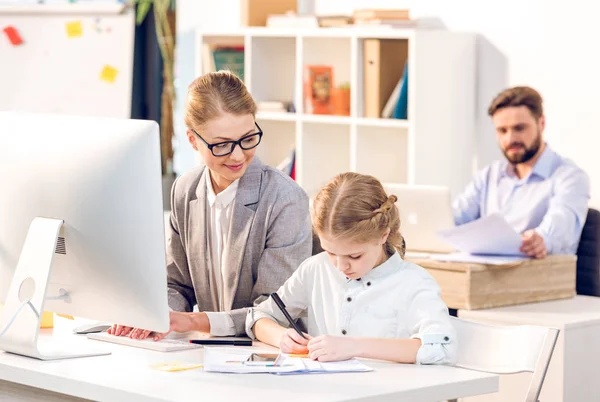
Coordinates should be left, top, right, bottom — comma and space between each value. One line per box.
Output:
108, 71, 312, 340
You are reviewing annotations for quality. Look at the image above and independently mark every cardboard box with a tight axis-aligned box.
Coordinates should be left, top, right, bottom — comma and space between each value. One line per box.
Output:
407, 255, 576, 310
240, 0, 297, 27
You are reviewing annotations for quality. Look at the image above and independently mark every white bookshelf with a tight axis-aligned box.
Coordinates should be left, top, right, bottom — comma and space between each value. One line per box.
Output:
196, 27, 476, 199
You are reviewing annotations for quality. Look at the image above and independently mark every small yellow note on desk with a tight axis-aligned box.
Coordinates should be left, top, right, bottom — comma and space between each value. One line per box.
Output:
65, 21, 83, 38
150, 361, 203, 372
288, 353, 309, 358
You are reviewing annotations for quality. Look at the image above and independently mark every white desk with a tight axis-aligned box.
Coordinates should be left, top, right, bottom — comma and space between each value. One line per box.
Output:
0, 317, 498, 402
459, 295, 600, 402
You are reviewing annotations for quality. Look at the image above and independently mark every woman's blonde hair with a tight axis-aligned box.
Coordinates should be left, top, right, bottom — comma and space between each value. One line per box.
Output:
184, 71, 257, 133
312, 172, 406, 258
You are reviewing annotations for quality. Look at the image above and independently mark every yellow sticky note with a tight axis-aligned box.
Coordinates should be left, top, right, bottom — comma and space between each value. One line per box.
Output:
149, 361, 203, 372
40, 311, 54, 328
100, 65, 119, 83
288, 353, 309, 358
56, 313, 75, 320
65, 21, 83, 38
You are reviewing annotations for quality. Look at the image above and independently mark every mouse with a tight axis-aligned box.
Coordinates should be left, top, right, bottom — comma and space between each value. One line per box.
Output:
73, 323, 112, 334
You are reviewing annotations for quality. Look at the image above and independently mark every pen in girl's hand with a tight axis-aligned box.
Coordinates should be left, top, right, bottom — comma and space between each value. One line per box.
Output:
270, 292, 307, 340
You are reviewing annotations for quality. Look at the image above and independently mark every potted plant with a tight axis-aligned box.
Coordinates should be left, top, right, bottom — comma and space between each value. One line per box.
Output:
331, 82, 350, 116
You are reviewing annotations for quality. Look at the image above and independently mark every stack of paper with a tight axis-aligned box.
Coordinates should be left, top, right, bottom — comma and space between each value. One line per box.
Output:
437, 214, 525, 256
203, 347, 373, 375
428, 253, 526, 265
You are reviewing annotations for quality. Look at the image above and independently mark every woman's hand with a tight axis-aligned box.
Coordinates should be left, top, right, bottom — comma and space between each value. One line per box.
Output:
107, 324, 132, 337
108, 311, 203, 341
308, 335, 356, 362
279, 328, 311, 354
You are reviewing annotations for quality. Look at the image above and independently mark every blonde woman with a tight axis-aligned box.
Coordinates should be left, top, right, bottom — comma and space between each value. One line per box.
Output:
247, 173, 455, 364
109, 71, 312, 340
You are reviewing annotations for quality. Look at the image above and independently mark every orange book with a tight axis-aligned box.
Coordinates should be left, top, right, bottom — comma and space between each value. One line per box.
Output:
304, 65, 334, 115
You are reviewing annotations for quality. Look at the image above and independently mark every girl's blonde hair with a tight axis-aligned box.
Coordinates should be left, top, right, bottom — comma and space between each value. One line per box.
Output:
184, 71, 257, 133
312, 172, 405, 258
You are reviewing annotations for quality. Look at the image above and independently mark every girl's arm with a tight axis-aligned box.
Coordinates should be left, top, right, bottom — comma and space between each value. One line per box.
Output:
354, 337, 422, 363
246, 258, 313, 351
307, 335, 421, 363
254, 318, 310, 354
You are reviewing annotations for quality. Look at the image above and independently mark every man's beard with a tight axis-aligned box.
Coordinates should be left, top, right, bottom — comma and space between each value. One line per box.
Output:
502, 130, 541, 164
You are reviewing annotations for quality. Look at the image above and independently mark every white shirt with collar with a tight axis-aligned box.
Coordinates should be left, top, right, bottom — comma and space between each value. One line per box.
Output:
246, 252, 456, 365
204, 174, 239, 336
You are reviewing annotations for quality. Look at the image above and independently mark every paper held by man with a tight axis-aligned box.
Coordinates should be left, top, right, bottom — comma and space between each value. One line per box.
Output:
434, 214, 528, 265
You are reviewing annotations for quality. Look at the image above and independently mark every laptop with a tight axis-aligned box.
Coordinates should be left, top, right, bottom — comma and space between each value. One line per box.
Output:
383, 183, 456, 254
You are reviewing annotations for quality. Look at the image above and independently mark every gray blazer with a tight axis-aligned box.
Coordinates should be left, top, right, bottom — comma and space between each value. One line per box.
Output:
166, 158, 312, 335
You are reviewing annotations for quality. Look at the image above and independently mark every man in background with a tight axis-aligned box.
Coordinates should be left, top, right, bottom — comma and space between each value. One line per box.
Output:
453, 86, 589, 258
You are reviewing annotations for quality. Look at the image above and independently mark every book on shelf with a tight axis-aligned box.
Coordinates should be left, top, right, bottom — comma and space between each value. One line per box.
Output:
363, 39, 408, 118
258, 101, 287, 113
354, 19, 417, 28
392, 62, 408, 120
353, 9, 410, 21
381, 61, 408, 119
276, 148, 296, 178
304, 65, 334, 115
318, 15, 353, 27
202, 44, 245, 81
266, 12, 319, 28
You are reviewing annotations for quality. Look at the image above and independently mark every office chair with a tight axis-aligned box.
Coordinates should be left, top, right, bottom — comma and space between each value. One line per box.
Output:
576, 208, 600, 296
452, 317, 559, 402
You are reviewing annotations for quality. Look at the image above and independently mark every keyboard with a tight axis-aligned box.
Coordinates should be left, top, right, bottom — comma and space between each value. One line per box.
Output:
86, 331, 202, 352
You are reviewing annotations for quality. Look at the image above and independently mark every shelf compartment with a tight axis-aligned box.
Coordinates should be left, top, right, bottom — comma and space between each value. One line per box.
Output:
254, 120, 295, 169
355, 125, 408, 184
298, 122, 350, 198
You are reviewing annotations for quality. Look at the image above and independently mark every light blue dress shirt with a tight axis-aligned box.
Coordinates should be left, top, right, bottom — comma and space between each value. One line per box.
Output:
452, 145, 590, 254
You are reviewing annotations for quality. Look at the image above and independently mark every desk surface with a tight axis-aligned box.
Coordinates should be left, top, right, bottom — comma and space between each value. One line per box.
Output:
460, 295, 600, 329
0, 318, 498, 402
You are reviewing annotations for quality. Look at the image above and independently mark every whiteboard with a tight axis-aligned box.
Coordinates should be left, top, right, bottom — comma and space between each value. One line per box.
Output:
0, 2, 134, 118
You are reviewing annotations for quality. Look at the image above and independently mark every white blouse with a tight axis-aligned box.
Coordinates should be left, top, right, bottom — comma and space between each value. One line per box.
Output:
203, 174, 239, 336
246, 252, 456, 365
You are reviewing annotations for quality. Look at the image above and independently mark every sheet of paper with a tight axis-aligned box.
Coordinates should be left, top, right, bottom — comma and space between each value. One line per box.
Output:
203, 348, 372, 374
437, 214, 524, 256
203, 348, 304, 374
99, 65, 119, 83
65, 21, 83, 38
429, 252, 527, 265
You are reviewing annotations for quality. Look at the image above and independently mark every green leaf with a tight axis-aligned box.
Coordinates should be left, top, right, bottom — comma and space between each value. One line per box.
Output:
136, 0, 153, 25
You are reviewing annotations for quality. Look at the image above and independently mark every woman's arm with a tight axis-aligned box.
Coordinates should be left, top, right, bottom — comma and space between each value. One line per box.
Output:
229, 185, 312, 334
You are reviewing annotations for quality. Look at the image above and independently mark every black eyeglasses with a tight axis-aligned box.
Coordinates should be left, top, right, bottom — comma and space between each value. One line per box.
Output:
192, 122, 263, 157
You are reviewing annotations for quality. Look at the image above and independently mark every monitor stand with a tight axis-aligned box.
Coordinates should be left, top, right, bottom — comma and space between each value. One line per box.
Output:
0, 217, 110, 360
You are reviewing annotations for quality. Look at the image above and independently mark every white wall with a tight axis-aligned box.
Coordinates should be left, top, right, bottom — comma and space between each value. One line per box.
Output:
175, 0, 600, 207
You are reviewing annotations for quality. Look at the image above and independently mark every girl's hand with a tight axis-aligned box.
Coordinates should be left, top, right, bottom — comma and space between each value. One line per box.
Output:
308, 335, 356, 362
279, 328, 311, 354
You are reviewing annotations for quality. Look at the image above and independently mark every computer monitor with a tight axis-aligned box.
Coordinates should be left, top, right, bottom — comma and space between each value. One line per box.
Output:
383, 183, 456, 254
0, 112, 169, 360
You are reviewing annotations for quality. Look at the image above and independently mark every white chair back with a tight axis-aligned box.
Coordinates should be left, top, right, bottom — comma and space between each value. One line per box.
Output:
451, 316, 559, 402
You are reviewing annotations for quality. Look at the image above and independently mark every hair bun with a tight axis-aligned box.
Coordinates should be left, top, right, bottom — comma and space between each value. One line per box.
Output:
373, 195, 397, 215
